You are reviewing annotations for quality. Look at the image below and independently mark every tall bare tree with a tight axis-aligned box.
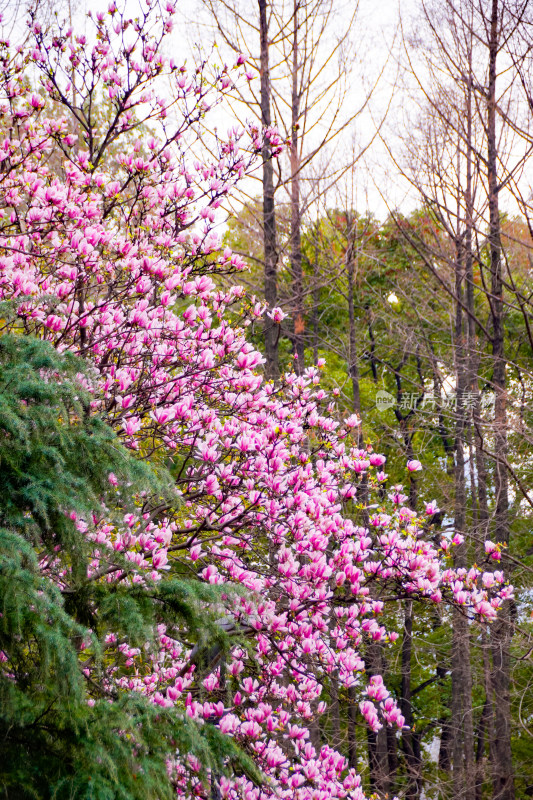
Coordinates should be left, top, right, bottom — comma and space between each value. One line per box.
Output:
388, 2, 533, 797
258, 0, 280, 379
194, 0, 375, 376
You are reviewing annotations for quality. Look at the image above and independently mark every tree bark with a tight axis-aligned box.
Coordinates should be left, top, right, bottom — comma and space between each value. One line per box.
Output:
451, 135, 475, 799
347, 685, 358, 770
259, 0, 279, 381
330, 669, 342, 751
346, 212, 362, 422
400, 599, 422, 800
290, 0, 305, 373
486, 4, 514, 798
366, 642, 394, 797
312, 225, 320, 365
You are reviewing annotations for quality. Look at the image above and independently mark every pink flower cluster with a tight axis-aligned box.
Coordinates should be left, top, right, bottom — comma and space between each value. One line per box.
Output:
0, 5, 511, 799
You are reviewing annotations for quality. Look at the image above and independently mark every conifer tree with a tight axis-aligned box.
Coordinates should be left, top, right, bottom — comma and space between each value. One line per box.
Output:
0, 334, 257, 799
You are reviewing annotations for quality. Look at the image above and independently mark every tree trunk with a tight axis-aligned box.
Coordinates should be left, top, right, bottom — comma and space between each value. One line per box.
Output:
330, 669, 342, 751
259, 0, 279, 381
486, 3, 514, 798
347, 684, 358, 769
400, 599, 422, 800
451, 154, 475, 798
476, 697, 491, 800
290, 0, 305, 373
346, 213, 362, 423
366, 642, 394, 797
312, 224, 320, 365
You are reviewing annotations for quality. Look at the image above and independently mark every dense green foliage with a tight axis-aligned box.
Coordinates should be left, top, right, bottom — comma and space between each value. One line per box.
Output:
0, 335, 258, 799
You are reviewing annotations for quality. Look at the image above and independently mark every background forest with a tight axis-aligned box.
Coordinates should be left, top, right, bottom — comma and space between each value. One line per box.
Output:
0, 0, 532, 799
203, 1, 533, 797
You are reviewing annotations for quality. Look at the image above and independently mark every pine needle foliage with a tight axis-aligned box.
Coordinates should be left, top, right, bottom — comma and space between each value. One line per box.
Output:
0, 335, 260, 799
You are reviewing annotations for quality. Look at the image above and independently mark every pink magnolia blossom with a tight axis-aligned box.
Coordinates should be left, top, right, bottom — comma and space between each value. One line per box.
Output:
0, 8, 512, 800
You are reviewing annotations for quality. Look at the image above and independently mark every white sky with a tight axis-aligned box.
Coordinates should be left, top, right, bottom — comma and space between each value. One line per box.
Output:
5, 0, 527, 226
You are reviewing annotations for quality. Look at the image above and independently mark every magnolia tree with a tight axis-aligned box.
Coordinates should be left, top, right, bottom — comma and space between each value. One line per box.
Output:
0, 4, 511, 799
